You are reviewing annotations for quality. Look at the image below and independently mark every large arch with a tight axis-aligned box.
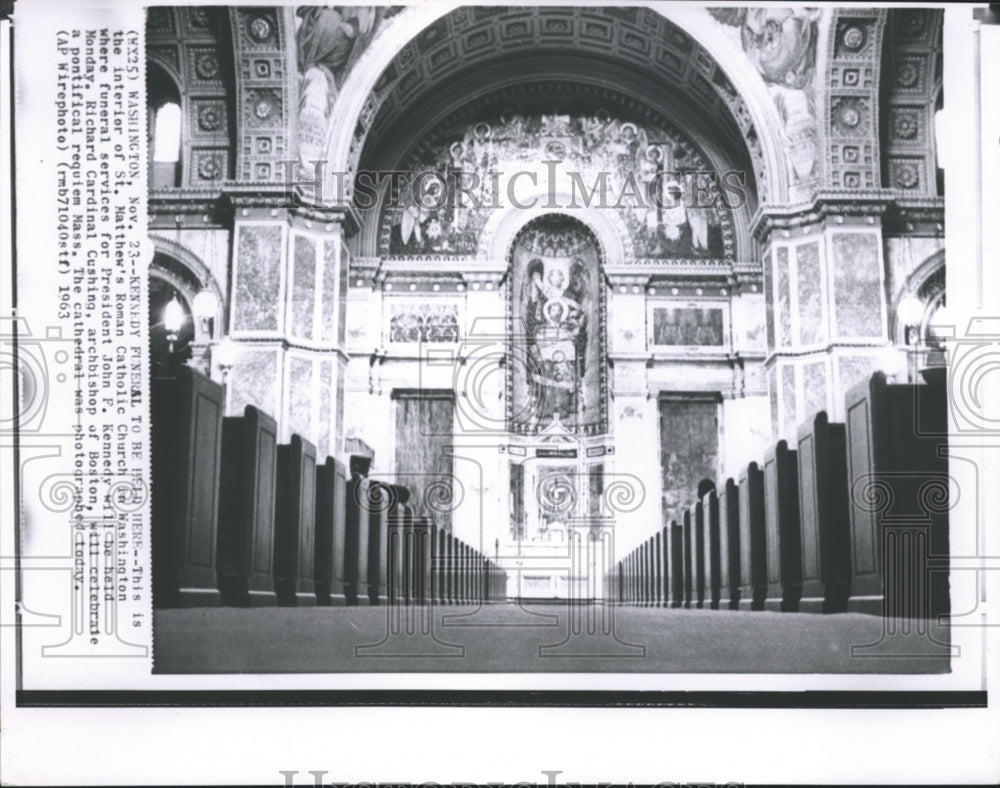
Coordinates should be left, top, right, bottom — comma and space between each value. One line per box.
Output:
354, 70, 753, 262
324, 4, 790, 207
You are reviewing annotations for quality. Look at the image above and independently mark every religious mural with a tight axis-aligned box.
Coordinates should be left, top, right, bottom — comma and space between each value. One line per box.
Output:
709, 7, 821, 188
294, 6, 400, 178
651, 306, 726, 347
508, 216, 606, 437
381, 105, 734, 260
387, 302, 460, 343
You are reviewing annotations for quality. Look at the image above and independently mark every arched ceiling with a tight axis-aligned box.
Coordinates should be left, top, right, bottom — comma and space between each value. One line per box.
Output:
349, 6, 771, 262
350, 6, 770, 204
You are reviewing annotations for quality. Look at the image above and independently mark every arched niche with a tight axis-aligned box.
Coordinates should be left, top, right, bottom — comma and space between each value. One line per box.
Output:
505, 213, 607, 439
148, 63, 182, 189
147, 237, 226, 378
893, 249, 946, 347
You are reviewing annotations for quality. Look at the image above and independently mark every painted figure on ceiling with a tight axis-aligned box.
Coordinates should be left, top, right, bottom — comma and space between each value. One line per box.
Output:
709, 7, 821, 187
295, 6, 397, 179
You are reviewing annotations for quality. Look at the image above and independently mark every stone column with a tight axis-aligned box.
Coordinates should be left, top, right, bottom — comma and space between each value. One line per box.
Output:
225, 198, 351, 459
721, 262, 772, 476
756, 202, 891, 442
606, 276, 661, 568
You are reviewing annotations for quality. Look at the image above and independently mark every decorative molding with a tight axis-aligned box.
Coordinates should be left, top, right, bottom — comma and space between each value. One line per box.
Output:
228, 7, 297, 186
147, 7, 237, 186
878, 9, 943, 197
148, 189, 229, 227
822, 9, 887, 193
750, 193, 891, 241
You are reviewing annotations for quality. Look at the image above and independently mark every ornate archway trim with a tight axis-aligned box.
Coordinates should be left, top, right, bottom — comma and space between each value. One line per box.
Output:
325, 3, 789, 205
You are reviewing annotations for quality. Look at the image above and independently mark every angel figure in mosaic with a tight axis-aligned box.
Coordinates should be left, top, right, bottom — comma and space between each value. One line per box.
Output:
295, 7, 392, 178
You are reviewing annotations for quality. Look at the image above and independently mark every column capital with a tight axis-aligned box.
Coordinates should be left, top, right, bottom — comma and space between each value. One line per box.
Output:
223, 186, 362, 236
883, 196, 944, 237
148, 189, 229, 230
751, 194, 892, 243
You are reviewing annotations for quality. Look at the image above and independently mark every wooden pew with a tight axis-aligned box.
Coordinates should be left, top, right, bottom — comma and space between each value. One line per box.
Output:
366, 481, 390, 605
217, 405, 278, 606
438, 529, 448, 605
343, 457, 371, 606
796, 412, 852, 613
274, 434, 318, 606
845, 371, 949, 619
692, 501, 706, 609
704, 488, 722, 610
660, 525, 670, 607
314, 457, 347, 606
738, 462, 767, 611
385, 485, 409, 607
683, 509, 693, 608
151, 365, 224, 607
642, 540, 651, 606
763, 440, 803, 612
413, 515, 433, 605
654, 531, 663, 607
670, 521, 684, 608
718, 478, 741, 610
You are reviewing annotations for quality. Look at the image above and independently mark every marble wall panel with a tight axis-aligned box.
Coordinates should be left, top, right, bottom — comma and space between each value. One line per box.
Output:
233, 225, 282, 332
291, 234, 316, 340
781, 363, 797, 437
796, 241, 824, 345
769, 366, 779, 436
288, 355, 314, 439
776, 247, 791, 348
321, 238, 338, 344
838, 354, 878, 400
230, 347, 278, 418
803, 360, 827, 420
319, 358, 333, 457
832, 232, 883, 338
338, 242, 350, 347
764, 251, 775, 353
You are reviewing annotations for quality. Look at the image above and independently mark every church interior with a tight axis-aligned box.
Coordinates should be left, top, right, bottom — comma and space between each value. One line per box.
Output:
146, 5, 955, 670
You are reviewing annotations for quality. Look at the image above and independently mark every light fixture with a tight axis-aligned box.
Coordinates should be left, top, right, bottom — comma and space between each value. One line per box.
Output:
897, 294, 925, 347
214, 336, 239, 386
878, 345, 909, 382
192, 285, 219, 335
163, 293, 186, 354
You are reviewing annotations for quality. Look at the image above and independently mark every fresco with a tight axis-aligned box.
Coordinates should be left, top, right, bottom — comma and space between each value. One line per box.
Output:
651, 306, 725, 347
387, 302, 460, 343
709, 7, 821, 187
508, 215, 605, 437
294, 6, 400, 178
381, 106, 734, 260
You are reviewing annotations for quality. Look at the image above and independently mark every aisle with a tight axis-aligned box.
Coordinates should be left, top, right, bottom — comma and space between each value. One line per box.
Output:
153, 604, 952, 674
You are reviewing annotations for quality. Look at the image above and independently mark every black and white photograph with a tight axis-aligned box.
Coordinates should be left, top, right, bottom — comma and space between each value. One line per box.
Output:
2, 1, 999, 784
